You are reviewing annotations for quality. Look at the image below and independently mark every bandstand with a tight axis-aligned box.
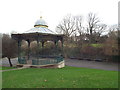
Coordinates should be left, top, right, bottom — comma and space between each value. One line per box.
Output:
11, 17, 65, 68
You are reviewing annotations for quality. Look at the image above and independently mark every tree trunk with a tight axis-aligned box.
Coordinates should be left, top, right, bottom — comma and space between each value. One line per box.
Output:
7, 57, 13, 67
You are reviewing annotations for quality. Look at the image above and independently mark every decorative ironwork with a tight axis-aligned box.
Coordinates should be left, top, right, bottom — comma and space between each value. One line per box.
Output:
18, 57, 27, 64
32, 56, 63, 65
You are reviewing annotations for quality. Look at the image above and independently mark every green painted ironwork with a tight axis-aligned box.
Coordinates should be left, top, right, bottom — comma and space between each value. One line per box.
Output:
18, 57, 27, 64
32, 56, 63, 65
56, 56, 63, 63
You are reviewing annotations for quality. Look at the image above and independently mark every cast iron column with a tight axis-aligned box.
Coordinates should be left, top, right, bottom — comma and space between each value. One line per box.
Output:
54, 40, 58, 56
61, 39, 64, 56
37, 39, 39, 60
41, 41, 44, 56
18, 40, 22, 60
55, 40, 58, 48
41, 41, 44, 48
27, 40, 30, 60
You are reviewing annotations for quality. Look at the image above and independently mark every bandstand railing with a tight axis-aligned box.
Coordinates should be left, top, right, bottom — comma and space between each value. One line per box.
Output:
18, 56, 63, 65
32, 56, 63, 65
18, 57, 27, 64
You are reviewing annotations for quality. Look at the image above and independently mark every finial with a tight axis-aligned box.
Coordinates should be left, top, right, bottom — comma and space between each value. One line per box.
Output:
40, 11, 42, 18
40, 16, 42, 18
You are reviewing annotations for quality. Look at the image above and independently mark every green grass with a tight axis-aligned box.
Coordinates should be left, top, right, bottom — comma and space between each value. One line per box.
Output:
1, 66, 16, 70
91, 44, 103, 48
2, 66, 118, 88
0, 67, 2, 70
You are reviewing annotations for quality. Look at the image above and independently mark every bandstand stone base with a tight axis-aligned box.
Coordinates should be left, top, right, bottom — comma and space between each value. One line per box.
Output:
16, 61, 65, 68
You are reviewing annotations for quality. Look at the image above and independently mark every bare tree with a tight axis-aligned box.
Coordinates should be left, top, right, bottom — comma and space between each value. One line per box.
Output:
108, 24, 118, 32
56, 14, 76, 38
75, 15, 83, 36
94, 24, 107, 36
92, 24, 107, 43
71, 15, 84, 42
87, 12, 100, 35
2, 34, 18, 67
86, 12, 103, 43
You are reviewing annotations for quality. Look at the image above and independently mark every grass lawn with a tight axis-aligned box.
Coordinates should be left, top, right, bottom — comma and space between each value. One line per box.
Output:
2, 66, 118, 88
91, 44, 103, 48
0, 66, 16, 70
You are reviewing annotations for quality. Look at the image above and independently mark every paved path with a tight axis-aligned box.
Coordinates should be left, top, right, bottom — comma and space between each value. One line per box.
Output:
65, 59, 119, 71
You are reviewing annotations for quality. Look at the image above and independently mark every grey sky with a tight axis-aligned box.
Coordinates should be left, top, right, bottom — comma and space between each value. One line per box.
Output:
0, 0, 119, 33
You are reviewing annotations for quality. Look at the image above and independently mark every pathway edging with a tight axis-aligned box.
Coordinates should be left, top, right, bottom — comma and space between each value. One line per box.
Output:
1, 67, 28, 72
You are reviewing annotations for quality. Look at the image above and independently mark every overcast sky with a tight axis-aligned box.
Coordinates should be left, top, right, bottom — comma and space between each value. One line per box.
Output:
0, 0, 119, 34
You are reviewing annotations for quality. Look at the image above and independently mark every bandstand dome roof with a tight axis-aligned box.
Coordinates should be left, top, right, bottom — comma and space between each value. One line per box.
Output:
35, 16, 48, 26
22, 16, 58, 35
